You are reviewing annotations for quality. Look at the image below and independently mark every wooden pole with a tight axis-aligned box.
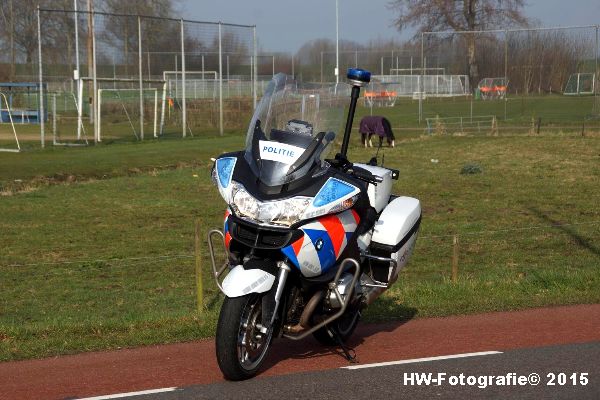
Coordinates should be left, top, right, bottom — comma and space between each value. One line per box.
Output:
452, 234, 459, 283
194, 218, 204, 312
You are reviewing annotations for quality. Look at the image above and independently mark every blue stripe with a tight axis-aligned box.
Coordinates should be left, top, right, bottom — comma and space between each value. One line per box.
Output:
305, 229, 336, 273
281, 245, 300, 268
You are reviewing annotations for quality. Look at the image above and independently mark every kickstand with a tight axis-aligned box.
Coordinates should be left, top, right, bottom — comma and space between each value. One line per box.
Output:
327, 328, 358, 364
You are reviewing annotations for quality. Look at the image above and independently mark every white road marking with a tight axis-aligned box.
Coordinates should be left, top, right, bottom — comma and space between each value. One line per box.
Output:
341, 350, 503, 370
77, 387, 179, 400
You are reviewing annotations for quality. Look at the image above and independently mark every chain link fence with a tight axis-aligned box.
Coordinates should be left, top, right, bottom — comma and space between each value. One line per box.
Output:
28, 7, 257, 148
416, 26, 600, 135
7, 13, 599, 149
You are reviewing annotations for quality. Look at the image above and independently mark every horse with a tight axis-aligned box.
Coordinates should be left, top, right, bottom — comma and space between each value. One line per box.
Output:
359, 116, 395, 148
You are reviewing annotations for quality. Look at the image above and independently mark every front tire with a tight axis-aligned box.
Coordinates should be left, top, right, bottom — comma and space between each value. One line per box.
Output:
215, 294, 273, 380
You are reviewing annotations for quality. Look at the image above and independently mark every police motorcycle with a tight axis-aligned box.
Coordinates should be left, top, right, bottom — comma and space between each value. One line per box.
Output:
208, 68, 421, 380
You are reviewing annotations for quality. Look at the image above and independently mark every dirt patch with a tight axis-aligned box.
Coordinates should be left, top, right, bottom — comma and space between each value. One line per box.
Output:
0, 161, 204, 196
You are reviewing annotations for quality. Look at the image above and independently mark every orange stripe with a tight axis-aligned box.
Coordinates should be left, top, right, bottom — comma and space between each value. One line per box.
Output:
292, 235, 304, 256
319, 214, 345, 257
225, 232, 232, 248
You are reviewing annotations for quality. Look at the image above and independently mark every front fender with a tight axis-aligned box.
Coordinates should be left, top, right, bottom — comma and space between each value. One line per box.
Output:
222, 265, 276, 298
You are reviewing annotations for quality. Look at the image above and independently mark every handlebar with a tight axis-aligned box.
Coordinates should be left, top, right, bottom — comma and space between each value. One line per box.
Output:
350, 167, 383, 185
327, 154, 383, 185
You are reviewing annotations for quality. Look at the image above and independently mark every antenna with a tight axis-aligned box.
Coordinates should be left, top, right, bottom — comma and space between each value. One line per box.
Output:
340, 68, 371, 158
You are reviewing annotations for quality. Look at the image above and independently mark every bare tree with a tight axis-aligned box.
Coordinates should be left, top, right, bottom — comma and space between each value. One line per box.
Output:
0, 0, 16, 79
98, 0, 178, 76
388, 0, 529, 86
0, 0, 53, 66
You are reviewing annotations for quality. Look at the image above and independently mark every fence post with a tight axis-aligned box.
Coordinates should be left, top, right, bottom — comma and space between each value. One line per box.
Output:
504, 29, 509, 120
452, 234, 459, 283
194, 218, 204, 312
181, 19, 187, 138
74, 0, 80, 139
52, 93, 56, 145
37, 6, 45, 148
419, 32, 424, 123
138, 16, 144, 140
595, 25, 599, 114
253, 25, 257, 110
218, 22, 223, 136
91, 8, 98, 142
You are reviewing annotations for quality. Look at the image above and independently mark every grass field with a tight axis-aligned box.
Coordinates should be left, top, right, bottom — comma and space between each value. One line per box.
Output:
2, 94, 599, 151
1, 127, 600, 362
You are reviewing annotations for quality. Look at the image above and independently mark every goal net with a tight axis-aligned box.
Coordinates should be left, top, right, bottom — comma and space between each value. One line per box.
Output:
564, 73, 595, 95
163, 70, 219, 100
364, 81, 397, 107
477, 77, 509, 100
371, 74, 469, 98
52, 91, 89, 147
389, 67, 445, 75
98, 88, 161, 141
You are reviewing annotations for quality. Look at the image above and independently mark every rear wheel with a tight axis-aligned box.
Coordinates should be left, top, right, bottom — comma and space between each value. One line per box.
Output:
312, 305, 360, 346
216, 294, 273, 380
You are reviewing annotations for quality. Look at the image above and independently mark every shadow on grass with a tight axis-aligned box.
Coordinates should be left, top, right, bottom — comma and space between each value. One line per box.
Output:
528, 207, 600, 257
259, 298, 418, 372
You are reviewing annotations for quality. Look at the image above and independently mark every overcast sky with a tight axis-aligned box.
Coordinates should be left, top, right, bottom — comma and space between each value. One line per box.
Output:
180, 0, 600, 52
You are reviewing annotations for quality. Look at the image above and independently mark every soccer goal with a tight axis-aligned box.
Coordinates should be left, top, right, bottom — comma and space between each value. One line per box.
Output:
372, 74, 470, 98
477, 77, 508, 100
389, 67, 445, 75
564, 73, 595, 95
98, 88, 160, 140
364, 81, 397, 107
163, 70, 219, 99
0, 92, 20, 152
52, 91, 89, 147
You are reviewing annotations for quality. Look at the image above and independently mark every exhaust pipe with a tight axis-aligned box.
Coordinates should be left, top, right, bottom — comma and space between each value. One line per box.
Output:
284, 290, 325, 334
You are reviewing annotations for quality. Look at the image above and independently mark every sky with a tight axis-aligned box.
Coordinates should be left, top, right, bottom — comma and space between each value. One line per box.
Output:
180, 0, 600, 53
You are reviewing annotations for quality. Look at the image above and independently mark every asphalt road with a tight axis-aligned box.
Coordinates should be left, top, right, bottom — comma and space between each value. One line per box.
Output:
91, 341, 600, 400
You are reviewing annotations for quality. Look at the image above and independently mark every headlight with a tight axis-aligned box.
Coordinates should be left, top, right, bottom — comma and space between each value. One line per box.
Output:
230, 182, 312, 227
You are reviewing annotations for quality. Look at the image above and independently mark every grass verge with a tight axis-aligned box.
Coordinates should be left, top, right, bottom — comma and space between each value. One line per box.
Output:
1, 133, 599, 361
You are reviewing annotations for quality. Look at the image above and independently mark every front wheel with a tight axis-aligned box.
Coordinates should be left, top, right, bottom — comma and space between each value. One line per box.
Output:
215, 294, 273, 380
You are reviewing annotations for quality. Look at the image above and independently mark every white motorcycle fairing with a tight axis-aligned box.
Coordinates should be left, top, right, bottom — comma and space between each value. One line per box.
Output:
221, 265, 276, 298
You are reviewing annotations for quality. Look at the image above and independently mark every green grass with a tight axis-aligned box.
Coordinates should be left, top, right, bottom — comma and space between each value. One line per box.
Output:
1, 132, 599, 361
357, 94, 600, 136
2, 94, 599, 151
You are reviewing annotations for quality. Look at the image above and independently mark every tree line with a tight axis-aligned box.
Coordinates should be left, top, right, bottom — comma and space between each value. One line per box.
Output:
0, 0, 595, 95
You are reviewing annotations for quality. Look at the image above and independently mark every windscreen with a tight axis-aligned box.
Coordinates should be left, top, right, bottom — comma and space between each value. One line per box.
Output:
244, 74, 347, 187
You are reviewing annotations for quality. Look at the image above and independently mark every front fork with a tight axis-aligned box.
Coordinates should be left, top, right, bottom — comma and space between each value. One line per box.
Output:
207, 229, 291, 333
267, 262, 291, 330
